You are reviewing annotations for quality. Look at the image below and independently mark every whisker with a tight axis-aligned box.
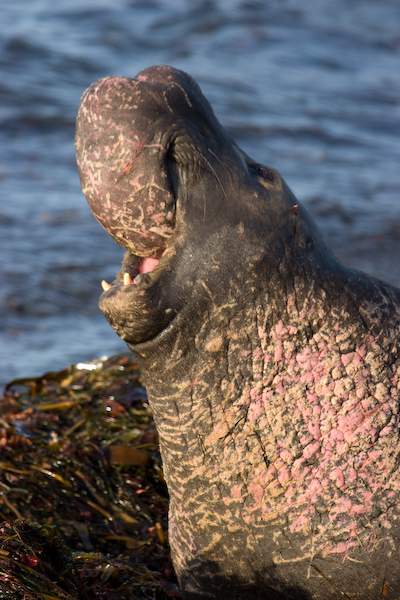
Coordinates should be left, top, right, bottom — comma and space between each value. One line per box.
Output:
203, 154, 227, 199
191, 147, 227, 200
208, 148, 234, 190
190, 147, 227, 222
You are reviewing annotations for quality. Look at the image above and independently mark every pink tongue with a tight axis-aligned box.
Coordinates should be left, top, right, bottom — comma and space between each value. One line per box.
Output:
140, 257, 159, 274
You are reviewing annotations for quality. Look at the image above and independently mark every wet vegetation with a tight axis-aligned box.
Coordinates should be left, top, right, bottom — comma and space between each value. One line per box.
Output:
0, 354, 181, 599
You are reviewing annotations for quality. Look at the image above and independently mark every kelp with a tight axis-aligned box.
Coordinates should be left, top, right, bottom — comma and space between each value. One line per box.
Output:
0, 354, 181, 599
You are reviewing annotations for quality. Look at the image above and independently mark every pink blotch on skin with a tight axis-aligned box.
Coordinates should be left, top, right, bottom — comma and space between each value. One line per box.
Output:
284, 485, 296, 500
329, 467, 345, 488
308, 420, 321, 439
291, 461, 311, 480
231, 486, 244, 502
248, 401, 264, 421
303, 440, 320, 459
351, 504, 368, 515
306, 391, 319, 404
284, 347, 295, 360
255, 347, 264, 359
353, 353, 365, 367
329, 428, 345, 442
300, 371, 314, 384
322, 539, 358, 558
274, 339, 283, 362
346, 468, 358, 483
275, 320, 286, 336
381, 517, 392, 528
263, 354, 273, 366
279, 448, 294, 464
290, 510, 314, 533
368, 449, 382, 462
333, 380, 347, 398
297, 398, 305, 412
337, 411, 364, 434
308, 478, 323, 497
247, 483, 264, 507
212, 421, 230, 438
341, 353, 354, 367
313, 405, 322, 416
380, 425, 394, 437
277, 467, 291, 486
273, 375, 285, 395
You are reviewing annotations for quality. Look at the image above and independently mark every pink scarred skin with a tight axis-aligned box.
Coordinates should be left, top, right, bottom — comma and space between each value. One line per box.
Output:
76, 66, 400, 599
75, 75, 176, 256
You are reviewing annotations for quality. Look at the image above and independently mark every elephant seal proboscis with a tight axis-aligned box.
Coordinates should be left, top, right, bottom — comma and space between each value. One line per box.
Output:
76, 65, 400, 600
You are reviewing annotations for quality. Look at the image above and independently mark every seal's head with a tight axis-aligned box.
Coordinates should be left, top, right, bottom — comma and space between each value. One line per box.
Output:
76, 65, 334, 346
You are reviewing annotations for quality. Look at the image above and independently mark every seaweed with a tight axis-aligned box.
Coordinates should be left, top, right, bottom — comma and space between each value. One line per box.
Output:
0, 354, 181, 599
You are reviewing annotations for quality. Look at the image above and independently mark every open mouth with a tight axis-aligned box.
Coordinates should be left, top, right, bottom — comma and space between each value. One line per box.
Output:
101, 255, 162, 291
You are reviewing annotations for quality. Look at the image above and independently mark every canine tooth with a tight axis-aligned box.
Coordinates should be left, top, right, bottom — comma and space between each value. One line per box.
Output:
101, 280, 111, 291
124, 272, 133, 286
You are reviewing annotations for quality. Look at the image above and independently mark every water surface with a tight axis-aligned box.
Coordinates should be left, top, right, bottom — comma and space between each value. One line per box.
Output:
1, 0, 399, 387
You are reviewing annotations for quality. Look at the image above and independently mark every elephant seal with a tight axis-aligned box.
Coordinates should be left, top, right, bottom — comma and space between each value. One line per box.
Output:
76, 65, 400, 599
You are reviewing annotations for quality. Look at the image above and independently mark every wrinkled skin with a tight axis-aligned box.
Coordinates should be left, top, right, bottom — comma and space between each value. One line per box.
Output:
76, 66, 400, 599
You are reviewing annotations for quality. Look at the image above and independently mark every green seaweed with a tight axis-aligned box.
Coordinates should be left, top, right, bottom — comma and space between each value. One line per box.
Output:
0, 354, 181, 599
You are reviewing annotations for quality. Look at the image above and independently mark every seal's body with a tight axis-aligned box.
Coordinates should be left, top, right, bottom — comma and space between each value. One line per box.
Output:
76, 65, 400, 599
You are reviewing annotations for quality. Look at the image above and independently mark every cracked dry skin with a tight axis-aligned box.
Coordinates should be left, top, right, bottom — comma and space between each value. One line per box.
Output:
76, 65, 400, 599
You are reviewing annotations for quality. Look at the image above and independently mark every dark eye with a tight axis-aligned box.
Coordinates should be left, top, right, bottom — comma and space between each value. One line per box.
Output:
249, 164, 274, 182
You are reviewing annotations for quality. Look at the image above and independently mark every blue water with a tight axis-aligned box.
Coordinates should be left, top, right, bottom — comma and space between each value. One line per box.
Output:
1, 0, 399, 388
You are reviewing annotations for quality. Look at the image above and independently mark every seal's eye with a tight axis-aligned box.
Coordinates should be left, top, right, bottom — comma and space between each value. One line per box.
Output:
249, 164, 274, 183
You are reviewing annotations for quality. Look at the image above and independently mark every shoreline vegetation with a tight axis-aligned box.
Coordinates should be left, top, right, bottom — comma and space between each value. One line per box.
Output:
0, 354, 181, 599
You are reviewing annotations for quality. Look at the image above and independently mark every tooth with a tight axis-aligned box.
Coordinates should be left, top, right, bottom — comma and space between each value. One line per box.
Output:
101, 280, 111, 291
123, 272, 133, 286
